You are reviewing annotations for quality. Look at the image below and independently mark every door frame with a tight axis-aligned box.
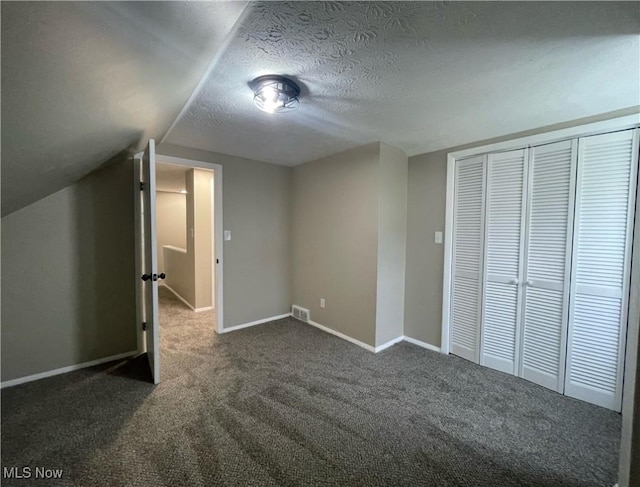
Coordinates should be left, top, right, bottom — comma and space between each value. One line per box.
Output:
156, 154, 224, 334
134, 152, 224, 335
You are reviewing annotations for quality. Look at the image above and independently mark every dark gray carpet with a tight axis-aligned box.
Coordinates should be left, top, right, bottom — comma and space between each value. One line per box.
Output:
1, 287, 621, 486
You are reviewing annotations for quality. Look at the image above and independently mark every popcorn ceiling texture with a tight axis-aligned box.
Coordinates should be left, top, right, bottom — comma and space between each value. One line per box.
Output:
166, 1, 640, 165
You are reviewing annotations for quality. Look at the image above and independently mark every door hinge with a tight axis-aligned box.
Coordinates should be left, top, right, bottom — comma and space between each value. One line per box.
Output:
140, 182, 144, 191
142, 322, 147, 331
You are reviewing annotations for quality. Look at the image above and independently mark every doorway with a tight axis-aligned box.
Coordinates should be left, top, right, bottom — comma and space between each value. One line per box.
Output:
155, 162, 215, 309
155, 156, 223, 323
135, 145, 224, 384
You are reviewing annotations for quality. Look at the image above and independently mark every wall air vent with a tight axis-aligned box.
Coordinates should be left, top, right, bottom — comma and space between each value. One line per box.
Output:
291, 305, 310, 323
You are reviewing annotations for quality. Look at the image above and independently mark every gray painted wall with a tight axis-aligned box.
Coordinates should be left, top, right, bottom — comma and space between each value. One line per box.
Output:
292, 142, 408, 348
156, 192, 187, 274
404, 150, 448, 347
157, 144, 292, 328
1, 159, 136, 382
375, 143, 408, 346
292, 144, 380, 346
193, 169, 213, 309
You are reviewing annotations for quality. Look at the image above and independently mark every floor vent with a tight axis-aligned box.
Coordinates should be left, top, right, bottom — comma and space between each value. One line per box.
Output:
291, 305, 310, 323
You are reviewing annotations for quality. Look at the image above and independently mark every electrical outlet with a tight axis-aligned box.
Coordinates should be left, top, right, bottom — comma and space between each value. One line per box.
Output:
320, 298, 325, 308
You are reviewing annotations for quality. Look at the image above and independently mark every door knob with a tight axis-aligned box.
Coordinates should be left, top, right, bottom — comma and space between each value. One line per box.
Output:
142, 273, 166, 281
510, 279, 519, 285
525, 280, 533, 286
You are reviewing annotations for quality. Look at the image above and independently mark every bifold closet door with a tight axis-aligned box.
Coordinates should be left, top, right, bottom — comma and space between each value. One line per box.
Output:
480, 149, 527, 374
565, 129, 639, 411
520, 140, 577, 392
450, 155, 486, 362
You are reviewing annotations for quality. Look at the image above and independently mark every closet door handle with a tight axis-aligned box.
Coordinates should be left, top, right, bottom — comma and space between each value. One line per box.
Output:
510, 279, 519, 285
525, 280, 533, 287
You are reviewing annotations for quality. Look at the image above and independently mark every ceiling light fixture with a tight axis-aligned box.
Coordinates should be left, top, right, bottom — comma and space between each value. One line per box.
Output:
250, 75, 300, 114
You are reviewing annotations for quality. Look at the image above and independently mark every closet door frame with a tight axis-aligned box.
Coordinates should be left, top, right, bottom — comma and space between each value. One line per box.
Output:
442, 114, 638, 356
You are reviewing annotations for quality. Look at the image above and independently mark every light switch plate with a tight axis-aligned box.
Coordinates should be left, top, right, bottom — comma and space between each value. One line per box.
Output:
320, 298, 325, 308
435, 231, 443, 244
224, 230, 231, 241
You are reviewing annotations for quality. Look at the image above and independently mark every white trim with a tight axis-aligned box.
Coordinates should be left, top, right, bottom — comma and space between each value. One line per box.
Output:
0, 351, 138, 389
441, 154, 455, 355
306, 321, 445, 354
220, 313, 291, 334
619, 131, 640, 486
195, 307, 214, 313
133, 155, 144, 355
375, 336, 404, 353
403, 336, 442, 353
442, 114, 640, 363
307, 320, 377, 352
448, 114, 640, 160
155, 154, 224, 333
163, 283, 196, 311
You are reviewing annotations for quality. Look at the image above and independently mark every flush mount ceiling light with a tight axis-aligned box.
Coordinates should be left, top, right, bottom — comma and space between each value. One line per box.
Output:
250, 75, 300, 114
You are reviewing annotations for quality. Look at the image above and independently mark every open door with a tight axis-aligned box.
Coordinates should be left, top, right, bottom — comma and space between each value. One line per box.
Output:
135, 139, 161, 384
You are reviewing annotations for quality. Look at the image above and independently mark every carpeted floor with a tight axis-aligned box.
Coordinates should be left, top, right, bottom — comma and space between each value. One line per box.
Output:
1, 287, 621, 486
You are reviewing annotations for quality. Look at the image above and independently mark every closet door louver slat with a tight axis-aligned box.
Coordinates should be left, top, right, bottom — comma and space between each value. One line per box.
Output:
450, 156, 486, 363
565, 129, 638, 411
520, 140, 577, 393
480, 149, 527, 374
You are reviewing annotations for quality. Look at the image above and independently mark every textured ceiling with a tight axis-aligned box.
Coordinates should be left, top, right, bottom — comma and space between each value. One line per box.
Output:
165, 1, 640, 166
1, 1, 247, 215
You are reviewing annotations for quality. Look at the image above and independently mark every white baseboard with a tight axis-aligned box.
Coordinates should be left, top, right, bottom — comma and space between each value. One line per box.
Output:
163, 283, 194, 309
375, 336, 405, 353
194, 306, 213, 313
307, 320, 377, 352
163, 283, 195, 310
403, 336, 442, 353
163, 284, 213, 313
220, 313, 291, 334
304, 320, 442, 355
0, 350, 138, 389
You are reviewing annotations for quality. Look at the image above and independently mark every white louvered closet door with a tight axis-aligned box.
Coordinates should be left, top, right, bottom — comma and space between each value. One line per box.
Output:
520, 140, 577, 392
565, 129, 639, 411
480, 149, 527, 374
450, 155, 486, 363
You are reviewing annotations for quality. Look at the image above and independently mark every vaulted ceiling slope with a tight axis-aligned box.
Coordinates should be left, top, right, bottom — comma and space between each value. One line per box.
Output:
165, 1, 640, 166
1, 1, 247, 216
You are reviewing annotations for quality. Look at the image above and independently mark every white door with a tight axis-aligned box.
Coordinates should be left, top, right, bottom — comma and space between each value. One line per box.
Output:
480, 149, 528, 374
135, 139, 160, 384
519, 140, 577, 392
565, 129, 638, 410
450, 155, 486, 363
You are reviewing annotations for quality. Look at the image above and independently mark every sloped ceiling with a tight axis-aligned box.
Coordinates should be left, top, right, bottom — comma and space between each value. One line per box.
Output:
3, 2, 638, 215
1, 1, 247, 215
165, 1, 640, 166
